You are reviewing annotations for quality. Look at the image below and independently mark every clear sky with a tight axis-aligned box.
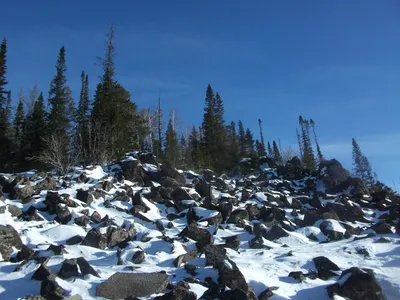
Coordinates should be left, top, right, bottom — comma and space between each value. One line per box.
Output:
2, 0, 400, 188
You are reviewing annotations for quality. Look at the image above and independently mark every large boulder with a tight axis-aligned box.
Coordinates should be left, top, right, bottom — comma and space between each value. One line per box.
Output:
319, 159, 350, 192
160, 162, 185, 185
34, 177, 57, 193
327, 267, 387, 300
96, 272, 169, 298
121, 159, 144, 185
278, 157, 305, 180
0, 225, 23, 261
179, 223, 213, 248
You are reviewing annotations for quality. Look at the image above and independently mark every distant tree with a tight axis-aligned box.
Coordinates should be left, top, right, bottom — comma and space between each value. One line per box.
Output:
164, 119, 179, 166
272, 140, 283, 166
179, 134, 187, 169
258, 119, 266, 156
237, 120, 246, 158
299, 116, 316, 172
310, 119, 323, 164
13, 98, 25, 162
267, 141, 273, 158
226, 121, 239, 168
47, 46, 73, 165
244, 128, 256, 157
75, 71, 90, 164
201, 85, 227, 171
0, 38, 8, 110
352, 138, 374, 186
296, 128, 303, 158
188, 126, 200, 170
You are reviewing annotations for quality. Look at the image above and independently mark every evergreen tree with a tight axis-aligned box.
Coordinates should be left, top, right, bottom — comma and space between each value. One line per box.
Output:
255, 140, 264, 157
201, 85, 227, 171
299, 116, 316, 171
47, 46, 73, 162
91, 25, 144, 162
310, 119, 323, 164
188, 126, 200, 170
244, 128, 256, 157
258, 119, 266, 156
179, 134, 187, 169
267, 141, 273, 158
13, 98, 25, 161
237, 120, 246, 158
75, 71, 90, 164
296, 128, 303, 158
0, 38, 13, 170
227, 121, 239, 167
272, 140, 283, 166
352, 138, 374, 186
164, 119, 179, 166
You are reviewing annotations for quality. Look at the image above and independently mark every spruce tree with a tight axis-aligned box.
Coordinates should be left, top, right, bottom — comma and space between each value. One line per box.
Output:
0, 38, 13, 170
47, 46, 72, 159
310, 119, 323, 164
13, 99, 25, 163
238, 120, 246, 158
75, 71, 90, 164
258, 119, 266, 156
201, 85, 227, 171
244, 128, 256, 157
272, 140, 283, 166
267, 141, 273, 158
164, 119, 179, 166
296, 128, 303, 158
299, 116, 316, 172
188, 126, 200, 170
179, 134, 187, 169
352, 138, 374, 186
227, 121, 239, 167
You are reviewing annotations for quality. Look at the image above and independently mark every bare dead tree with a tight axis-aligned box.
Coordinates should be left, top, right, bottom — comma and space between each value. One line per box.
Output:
31, 134, 80, 175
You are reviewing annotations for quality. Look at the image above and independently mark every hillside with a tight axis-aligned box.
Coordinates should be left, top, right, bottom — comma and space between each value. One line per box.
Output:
0, 152, 399, 299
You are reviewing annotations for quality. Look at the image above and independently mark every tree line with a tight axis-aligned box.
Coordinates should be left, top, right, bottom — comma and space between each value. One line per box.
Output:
0, 25, 391, 192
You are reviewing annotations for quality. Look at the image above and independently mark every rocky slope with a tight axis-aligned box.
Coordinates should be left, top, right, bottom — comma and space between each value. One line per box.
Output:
0, 152, 399, 299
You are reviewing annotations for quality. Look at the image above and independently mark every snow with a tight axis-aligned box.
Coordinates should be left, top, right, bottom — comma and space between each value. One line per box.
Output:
142, 164, 159, 173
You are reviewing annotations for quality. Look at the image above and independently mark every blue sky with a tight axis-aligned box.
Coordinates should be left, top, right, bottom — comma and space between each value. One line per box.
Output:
2, 1, 400, 188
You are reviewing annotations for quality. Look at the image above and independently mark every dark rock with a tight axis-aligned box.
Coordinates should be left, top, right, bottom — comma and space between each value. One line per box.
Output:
258, 287, 276, 300
249, 236, 271, 249
370, 221, 393, 234
279, 157, 304, 180
289, 271, 306, 282
223, 235, 241, 250
194, 178, 212, 198
246, 204, 260, 220
171, 187, 193, 202
0, 225, 23, 261
179, 223, 213, 248
13, 245, 35, 262
47, 244, 66, 255
106, 226, 130, 248
40, 279, 66, 300
319, 221, 344, 241
8, 204, 23, 217
334, 177, 369, 197
173, 250, 198, 267
81, 228, 107, 250
121, 159, 145, 185
375, 237, 391, 243
76, 189, 94, 205
131, 250, 146, 264
327, 267, 387, 300
160, 162, 185, 185
218, 201, 233, 223
313, 256, 340, 280
66, 235, 83, 245
32, 264, 55, 281
319, 159, 350, 192
54, 205, 72, 224
204, 245, 227, 268
44, 191, 62, 214
227, 209, 249, 225
90, 211, 102, 224
95, 272, 169, 298
11, 181, 35, 200
58, 258, 79, 279
102, 180, 114, 192
138, 152, 158, 165
77, 256, 100, 277
218, 259, 250, 292
325, 202, 367, 223
34, 177, 57, 193
74, 215, 90, 227
154, 286, 197, 300
263, 225, 289, 241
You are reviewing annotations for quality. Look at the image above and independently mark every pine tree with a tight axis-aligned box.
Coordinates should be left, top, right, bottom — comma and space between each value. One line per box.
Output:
258, 119, 266, 156
227, 121, 239, 167
352, 138, 374, 186
238, 120, 246, 158
164, 119, 179, 166
179, 134, 187, 169
310, 119, 323, 164
0, 38, 13, 170
75, 71, 90, 164
267, 141, 273, 158
244, 128, 256, 157
201, 85, 227, 171
188, 126, 200, 170
47, 46, 73, 160
13, 98, 25, 161
272, 140, 283, 166
299, 116, 316, 171
296, 128, 303, 158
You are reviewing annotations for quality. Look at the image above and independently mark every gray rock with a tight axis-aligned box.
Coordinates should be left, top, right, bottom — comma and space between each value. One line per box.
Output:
96, 272, 169, 298
8, 205, 23, 217
58, 258, 79, 279
0, 225, 23, 261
